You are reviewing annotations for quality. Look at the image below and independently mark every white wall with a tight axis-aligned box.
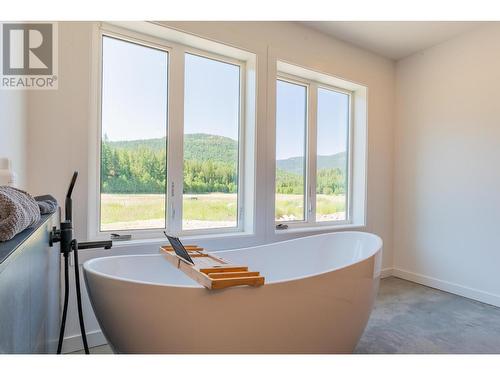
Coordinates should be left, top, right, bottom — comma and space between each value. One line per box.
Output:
27, 22, 93, 236
25, 22, 100, 352
394, 23, 500, 306
26, 21, 396, 351
0, 90, 28, 188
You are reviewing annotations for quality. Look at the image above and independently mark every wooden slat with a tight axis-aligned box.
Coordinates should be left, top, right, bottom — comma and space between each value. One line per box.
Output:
189, 253, 209, 258
161, 245, 204, 251
211, 276, 265, 289
208, 271, 260, 279
160, 246, 264, 289
198, 266, 248, 274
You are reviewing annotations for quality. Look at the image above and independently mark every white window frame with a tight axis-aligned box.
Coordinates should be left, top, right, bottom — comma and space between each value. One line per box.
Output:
88, 23, 256, 241
180, 50, 246, 236
275, 72, 353, 229
314, 82, 354, 227
274, 75, 311, 225
272, 60, 367, 233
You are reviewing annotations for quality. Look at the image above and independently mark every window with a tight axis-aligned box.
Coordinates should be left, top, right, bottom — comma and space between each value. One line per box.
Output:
275, 79, 307, 222
92, 23, 365, 241
275, 74, 352, 227
100, 36, 168, 232
316, 87, 349, 222
96, 28, 252, 239
183, 53, 242, 230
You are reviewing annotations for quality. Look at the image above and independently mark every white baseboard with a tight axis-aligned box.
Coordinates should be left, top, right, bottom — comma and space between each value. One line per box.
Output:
62, 329, 107, 354
392, 268, 500, 308
380, 267, 393, 279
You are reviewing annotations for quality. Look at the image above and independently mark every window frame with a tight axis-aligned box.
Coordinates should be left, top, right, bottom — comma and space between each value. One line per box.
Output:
97, 30, 172, 238
274, 75, 310, 224
180, 50, 246, 236
275, 71, 354, 229
91, 25, 248, 240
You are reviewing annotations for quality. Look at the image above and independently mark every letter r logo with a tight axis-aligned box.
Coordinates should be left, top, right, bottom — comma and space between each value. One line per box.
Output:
2, 23, 53, 75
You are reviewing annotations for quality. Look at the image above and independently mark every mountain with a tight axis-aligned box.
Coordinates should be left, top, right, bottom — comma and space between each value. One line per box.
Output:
105, 133, 345, 173
184, 133, 237, 164
106, 133, 237, 164
107, 137, 166, 152
276, 152, 346, 175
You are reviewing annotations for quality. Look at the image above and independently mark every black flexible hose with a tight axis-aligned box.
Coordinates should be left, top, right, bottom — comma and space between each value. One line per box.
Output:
73, 240, 90, 354
57, 253, 70, 354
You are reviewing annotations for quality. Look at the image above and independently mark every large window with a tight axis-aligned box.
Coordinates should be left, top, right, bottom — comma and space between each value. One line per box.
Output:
183, 53, 241, 230
275, 75, 351, 226
100, 36, 168, 232
94, 24, 366, 241
98, 31, 247, 237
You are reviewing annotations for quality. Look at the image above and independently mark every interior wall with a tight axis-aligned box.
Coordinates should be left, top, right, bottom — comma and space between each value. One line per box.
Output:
394, 23, 500, 306
25, 23, 96, 353
0, 90, 28, 188
25, 21, 396, 351
27, 22, 93, 238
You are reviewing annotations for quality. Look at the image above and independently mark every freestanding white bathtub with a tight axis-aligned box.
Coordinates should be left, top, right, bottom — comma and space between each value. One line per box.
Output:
83, 231, 382, 354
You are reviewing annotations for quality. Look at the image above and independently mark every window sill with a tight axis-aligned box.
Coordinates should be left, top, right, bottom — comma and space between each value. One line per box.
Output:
108, 230, 256, 249
274, 223, 366, 235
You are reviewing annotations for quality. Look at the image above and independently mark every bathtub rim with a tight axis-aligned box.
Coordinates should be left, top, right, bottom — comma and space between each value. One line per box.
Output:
83, 231, 383, 289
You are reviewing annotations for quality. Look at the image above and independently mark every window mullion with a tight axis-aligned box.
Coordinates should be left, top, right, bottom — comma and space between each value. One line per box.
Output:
307, 83, 318, 225
167, 46, 185, 235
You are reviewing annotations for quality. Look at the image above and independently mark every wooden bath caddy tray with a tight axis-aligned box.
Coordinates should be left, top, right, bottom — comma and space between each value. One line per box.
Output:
160, 245, 265, 290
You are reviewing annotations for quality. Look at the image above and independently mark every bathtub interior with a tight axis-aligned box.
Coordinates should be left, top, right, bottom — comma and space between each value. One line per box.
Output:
84, 232, 382, 287
86, 254, 199, 287
218, 231, 382, 282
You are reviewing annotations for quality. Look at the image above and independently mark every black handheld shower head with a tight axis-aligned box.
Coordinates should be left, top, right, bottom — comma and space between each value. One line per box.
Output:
65, 171, 78, 222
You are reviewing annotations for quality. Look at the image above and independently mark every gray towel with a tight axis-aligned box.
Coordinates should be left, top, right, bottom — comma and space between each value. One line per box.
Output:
35, 194, 58, 215
0, 186, 41, 242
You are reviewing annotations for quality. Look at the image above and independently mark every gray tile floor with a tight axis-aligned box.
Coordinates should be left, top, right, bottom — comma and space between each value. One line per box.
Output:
71, 277, 500, 354
355, 277, 500, 353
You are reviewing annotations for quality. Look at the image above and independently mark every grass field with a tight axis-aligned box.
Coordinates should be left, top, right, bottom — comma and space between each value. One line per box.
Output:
183, 193, 237, 229
275, 194, 346, 221
101, 193, 346, 231
100, 194, 166, 231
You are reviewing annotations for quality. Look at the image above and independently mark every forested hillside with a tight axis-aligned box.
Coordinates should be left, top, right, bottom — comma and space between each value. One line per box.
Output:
101, 133, 346, 195
107, 134, 238, 163
276, 152, 346, 175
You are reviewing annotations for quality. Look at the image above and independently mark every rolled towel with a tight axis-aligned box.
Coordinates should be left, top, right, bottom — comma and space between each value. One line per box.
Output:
35, 194, 58, 215
0, 186, 41, 242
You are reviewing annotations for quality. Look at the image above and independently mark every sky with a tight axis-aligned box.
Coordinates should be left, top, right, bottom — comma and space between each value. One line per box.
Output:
276, 79, 307, 160
276, 80, 349, 159
316, 87, 349, 157
184, 53, 240, 140
101, 36, 348, 161
101, 36, 239, 143
101, 36, 168, 141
